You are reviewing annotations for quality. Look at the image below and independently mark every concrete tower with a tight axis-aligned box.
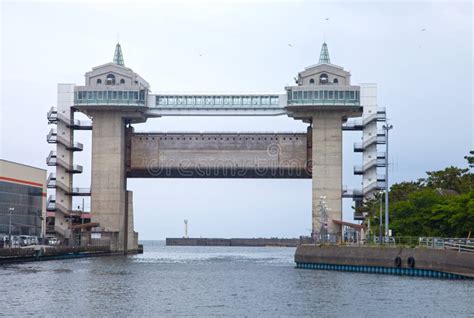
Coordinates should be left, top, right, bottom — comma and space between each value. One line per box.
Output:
74, 43, 150, 252
286, 43, 362, 242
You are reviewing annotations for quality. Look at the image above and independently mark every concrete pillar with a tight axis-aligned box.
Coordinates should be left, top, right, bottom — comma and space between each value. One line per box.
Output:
89, 111, 128, 252
311, 111, 344, 241
126, 190, 138, 251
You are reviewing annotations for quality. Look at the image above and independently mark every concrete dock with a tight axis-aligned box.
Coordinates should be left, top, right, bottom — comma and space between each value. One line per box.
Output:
295, 245, 474, 279
0, 245, 143, 264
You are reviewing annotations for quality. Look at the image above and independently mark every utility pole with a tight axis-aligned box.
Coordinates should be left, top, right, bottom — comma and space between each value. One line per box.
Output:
383, 123, 393, 240
8, 206, 14, 248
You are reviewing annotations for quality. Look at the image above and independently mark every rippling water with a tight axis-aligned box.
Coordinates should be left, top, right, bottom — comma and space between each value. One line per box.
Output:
1, 241, 473, 317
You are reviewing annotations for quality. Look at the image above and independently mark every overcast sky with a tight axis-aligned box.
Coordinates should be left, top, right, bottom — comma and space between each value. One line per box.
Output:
1, 0, 472, 239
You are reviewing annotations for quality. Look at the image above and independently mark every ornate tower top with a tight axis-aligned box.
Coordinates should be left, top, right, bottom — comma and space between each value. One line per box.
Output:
318, 42, 330, 64
113, 43, 124, 66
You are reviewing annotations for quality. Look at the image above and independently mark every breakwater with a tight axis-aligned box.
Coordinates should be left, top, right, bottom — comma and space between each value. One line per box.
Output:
166, 237, 312, 247
295, 245, 474, 279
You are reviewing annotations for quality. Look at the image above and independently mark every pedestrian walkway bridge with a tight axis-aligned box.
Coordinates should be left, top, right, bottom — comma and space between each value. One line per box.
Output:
73, 91, 362, 116
146, 93, 286, 116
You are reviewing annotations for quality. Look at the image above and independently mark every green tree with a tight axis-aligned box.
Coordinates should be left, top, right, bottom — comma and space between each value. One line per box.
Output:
465, 150, 474, 168
359, 153, 474, 238
424, 166, 472, 193
389, 181, 423, 202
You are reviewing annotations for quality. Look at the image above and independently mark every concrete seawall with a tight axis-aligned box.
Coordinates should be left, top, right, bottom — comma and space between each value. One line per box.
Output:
295, 245, 474, 279
166, 238, 312, 247
0, 246, 124, 264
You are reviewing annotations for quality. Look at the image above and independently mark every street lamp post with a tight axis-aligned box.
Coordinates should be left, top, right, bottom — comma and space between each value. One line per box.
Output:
8, 206, 14, 248
319, 196, 328, 243
383, 124, 393, 240
379, 191, 383, 245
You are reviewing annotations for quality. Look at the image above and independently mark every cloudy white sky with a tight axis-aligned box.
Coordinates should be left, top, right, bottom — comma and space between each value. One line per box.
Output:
1, 0, 472, 239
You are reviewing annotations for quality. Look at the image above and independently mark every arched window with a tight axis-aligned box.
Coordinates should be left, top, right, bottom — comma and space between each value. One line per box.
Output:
319, 73, 328, 84
120, 79, 125, 84
106, 74, 116, 85
96, 79, 102, 84
309, 78, 315, 84
333, 78, 339, 84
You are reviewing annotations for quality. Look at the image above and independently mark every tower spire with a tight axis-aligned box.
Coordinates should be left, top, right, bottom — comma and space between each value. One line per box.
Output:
113, 43, 124, 66
318, 42, 330, 64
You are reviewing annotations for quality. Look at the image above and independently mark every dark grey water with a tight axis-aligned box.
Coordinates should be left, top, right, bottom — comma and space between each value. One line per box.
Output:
1, 241, 473, 317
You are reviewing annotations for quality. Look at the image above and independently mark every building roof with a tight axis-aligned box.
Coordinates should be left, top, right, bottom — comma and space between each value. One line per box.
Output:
332, 219, 364, 231
0, 159, 46, 172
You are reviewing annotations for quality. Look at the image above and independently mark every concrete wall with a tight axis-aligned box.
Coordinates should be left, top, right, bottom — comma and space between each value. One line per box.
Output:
128, 132, 310, 178
295, 245, 474, 277
298, 64, 351, 86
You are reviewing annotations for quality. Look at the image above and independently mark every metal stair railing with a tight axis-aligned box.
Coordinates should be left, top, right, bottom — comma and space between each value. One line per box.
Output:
49, 201, 82, 217
354, 132, 386, 151
70, 187, 91, 196
47, 195, 56, 211
342, 107, 386, 130
363, 108, 386, 125
46, 128, 84, 150
365, 158, 379, 171
342, 119, 363, 130
72, 118, 92, 129
55, 134, 84, 151
48, 107, 92, 129
47, 106, 57, 123
363, 181, 386, 195
342, 186, 363, 198
354, 156, 386, 175
53, 179, 71, 193
47, 172, 89, 195
46, 128, 57, 143
46, 172, 56, 186
46, 151, 57, 166
47, 108, 72, 125
47, 155, 83, 173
